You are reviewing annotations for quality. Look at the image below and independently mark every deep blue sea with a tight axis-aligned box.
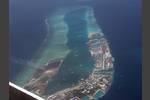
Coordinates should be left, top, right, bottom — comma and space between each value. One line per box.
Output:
10, 0, 141, 100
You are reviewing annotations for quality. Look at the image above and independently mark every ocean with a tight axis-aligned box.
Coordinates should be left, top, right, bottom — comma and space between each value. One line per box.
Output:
10, 0, 141, 100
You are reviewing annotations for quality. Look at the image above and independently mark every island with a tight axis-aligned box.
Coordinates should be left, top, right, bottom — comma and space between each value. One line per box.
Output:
15, 6, 114, 100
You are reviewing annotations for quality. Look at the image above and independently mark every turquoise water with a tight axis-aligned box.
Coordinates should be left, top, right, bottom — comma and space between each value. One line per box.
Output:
46, 7, 95, 95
